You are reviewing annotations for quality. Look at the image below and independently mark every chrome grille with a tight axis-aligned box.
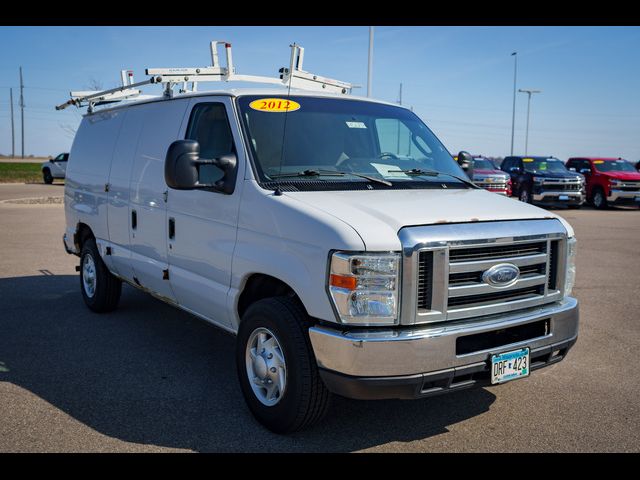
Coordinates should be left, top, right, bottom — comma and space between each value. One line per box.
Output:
399, 220, 568, 325
448, 241, 546, 262
475, 180, 508, 189
446, 240, 549, 310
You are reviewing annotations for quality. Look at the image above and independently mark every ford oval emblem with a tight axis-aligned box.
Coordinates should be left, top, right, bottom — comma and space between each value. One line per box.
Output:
482, 263, 520, 288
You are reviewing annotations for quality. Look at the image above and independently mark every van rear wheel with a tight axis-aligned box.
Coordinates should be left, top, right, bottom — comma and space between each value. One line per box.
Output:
79, 238, 122, 312
236, 296, 331, 433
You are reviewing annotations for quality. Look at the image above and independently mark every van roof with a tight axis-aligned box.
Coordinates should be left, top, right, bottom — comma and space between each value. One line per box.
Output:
83, 87, 406, 116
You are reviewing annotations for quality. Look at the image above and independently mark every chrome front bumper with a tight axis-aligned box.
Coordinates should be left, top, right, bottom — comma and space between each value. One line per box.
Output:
309, 297, 578, 381
608, 189, 640, 202
533, 191, 584, 202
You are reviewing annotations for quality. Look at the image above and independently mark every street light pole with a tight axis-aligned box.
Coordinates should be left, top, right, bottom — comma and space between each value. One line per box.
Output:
367, 26, 374, 98
518, 88, 541, 156
510, 52, 517, 156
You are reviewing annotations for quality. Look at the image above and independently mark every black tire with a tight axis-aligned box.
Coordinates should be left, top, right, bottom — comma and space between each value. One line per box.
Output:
236, 296, 331, 434
518, 186, 531, 203
43, 168, 53, 184
79, 238, 122, 312
592, 187, 608, 209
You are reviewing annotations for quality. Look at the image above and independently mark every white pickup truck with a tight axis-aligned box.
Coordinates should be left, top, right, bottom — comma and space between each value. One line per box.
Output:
41, 152, 68, 184
59, 44, 578, 434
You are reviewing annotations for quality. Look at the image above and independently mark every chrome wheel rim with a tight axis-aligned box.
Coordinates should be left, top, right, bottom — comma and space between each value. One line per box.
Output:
82, 253, 97, 298
245, 327, 287, 407
594, 192, 603, 207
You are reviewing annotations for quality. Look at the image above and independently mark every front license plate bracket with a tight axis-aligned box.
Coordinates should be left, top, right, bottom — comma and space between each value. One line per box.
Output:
490, 347, 530, 385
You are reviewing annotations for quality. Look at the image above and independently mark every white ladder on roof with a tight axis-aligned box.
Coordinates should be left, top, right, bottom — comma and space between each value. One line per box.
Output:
56, 42, 354, 113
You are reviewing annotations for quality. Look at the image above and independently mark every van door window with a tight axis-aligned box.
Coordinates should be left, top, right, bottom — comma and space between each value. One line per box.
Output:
185, 103, 235, 185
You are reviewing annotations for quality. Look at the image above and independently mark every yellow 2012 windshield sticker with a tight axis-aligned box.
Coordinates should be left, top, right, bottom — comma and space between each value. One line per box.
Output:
594, 160, 604, 164
523, 158, 534, 162
249, 98, 301, 112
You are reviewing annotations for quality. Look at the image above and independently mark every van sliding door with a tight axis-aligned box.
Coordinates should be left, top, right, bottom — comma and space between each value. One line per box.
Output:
127, 99, 190, 302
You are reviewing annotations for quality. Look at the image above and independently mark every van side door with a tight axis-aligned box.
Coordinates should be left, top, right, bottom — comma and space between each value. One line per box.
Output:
106, 107, 143, 280
166, 97, 244, 329
128, 98, 191, 302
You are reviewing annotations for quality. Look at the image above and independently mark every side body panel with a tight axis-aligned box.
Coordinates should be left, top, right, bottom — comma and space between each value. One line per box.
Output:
230, 181, 366, 331
105, 107, 144, 279
128, 98, 191, 302
64, 110, 125, 258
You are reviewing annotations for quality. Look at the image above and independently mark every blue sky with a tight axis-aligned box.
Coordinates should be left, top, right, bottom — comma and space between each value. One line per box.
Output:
1, 26, 639, 160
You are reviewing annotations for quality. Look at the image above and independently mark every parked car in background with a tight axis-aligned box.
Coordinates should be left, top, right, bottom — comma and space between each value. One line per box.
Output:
501, 156, 584, 208
566, 157, 640, 209
470, 155, 512, 196
41, 153, 69, 184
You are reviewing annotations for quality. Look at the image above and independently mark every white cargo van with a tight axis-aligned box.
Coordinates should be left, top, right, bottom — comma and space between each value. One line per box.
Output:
59, 42, 578, 433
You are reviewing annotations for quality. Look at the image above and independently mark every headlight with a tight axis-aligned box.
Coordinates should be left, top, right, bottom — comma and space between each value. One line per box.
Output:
609, 179, 621, 187
533, 176, 545, 184
328, 252, 400, 325
564, 237, 577, 296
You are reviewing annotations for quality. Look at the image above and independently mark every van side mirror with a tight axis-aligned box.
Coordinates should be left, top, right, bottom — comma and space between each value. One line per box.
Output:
164, 139, 237, 194
568, 167, 576, 172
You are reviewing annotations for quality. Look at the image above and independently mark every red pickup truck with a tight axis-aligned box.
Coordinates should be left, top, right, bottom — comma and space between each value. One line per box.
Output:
566, 157, 640, 209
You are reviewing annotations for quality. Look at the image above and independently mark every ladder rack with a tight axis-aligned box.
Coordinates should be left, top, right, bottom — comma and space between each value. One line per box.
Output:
56, 42, 354, 113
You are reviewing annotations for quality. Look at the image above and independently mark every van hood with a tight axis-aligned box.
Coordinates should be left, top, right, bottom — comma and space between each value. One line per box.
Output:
284, 187, 573, 250
600, 171, 640, 181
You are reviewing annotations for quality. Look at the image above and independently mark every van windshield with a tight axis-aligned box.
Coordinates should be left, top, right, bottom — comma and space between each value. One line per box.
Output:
236, 95, 468, 189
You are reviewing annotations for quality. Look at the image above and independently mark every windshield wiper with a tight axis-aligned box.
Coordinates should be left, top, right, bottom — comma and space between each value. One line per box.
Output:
387, 168, 440, 176
388, 168, 479, 189
269, 169, 392, 187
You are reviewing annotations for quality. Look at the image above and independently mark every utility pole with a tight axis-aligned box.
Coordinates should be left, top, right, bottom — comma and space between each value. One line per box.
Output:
9, 88, 15, 158
367, 26, 374, 98
510, 52, 518, 156
397, 82, 402, 153
19, 66, 25, 158
518, 88, 541, 156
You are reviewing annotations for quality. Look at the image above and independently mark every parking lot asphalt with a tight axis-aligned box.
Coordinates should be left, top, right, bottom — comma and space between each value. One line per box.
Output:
1, 184, 639, 452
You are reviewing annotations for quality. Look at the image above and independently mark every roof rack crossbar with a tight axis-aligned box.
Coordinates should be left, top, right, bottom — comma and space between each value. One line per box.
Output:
55, 41, 354, 112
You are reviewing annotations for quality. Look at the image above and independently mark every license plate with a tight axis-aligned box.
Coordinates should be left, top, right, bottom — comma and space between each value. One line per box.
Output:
558, 195, 569, 201
491, 348, 530, 385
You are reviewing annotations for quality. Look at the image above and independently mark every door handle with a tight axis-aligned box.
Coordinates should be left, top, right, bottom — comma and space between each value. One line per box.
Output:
168, 217, 175, 239
131, 210, 137, 230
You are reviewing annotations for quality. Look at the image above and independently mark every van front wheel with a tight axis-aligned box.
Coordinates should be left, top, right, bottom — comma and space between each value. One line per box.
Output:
79, 238, 122, 312
236, 296, 331, 433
